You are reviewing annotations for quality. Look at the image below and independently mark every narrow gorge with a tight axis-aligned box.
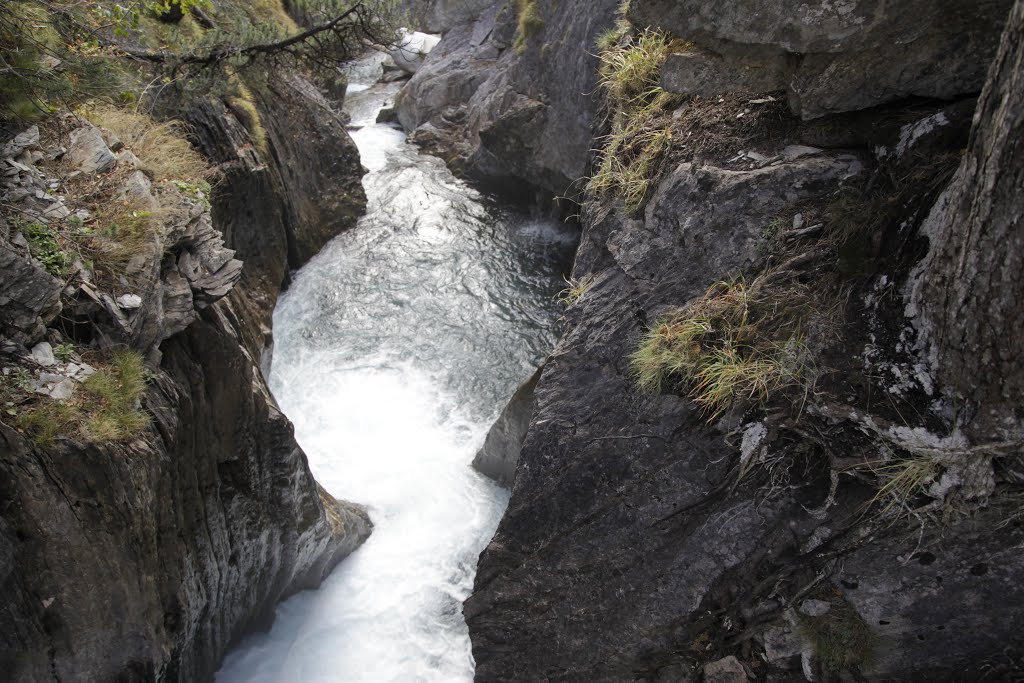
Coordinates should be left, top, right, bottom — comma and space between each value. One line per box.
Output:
1, 0, 1023, 681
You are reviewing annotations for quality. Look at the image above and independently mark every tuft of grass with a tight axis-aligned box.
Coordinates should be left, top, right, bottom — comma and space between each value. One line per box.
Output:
513, 0, 544, 55
558, 274, 596, 308
631, 279, 811, 418
590, 29, 685, 214
868, 453, 942, 516
598, 28, 677, 111
17, 350, 150, 446
590, 124, 673, 214
84, 105, 209, 182
798, 592, 876, 674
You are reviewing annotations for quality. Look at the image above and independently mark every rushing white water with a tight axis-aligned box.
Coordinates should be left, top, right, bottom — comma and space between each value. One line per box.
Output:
215, 58, 575, 682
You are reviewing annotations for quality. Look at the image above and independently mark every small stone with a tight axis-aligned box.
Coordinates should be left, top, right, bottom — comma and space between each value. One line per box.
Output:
792, 213, 805, 231
67, 362, 96, 382
31, 341, 56, 367
761, 626, 803, 665
43, 203, 71, 220
117, 293, 143, 310
703, 655, 748, 683
799, 599, 832, 617
35, 372, 74, 400
67, 125, 116, 174
117, 149, 143, 170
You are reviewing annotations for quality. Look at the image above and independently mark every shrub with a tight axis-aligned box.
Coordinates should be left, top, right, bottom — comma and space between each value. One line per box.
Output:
631, 279, 811, 418
20, 221, 73, 277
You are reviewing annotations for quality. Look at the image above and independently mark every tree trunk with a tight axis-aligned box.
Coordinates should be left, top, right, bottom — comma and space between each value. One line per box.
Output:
908, 0, 1024, 431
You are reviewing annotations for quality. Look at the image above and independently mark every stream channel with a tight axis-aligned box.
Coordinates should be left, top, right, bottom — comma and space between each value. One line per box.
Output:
215, 56, 576, 681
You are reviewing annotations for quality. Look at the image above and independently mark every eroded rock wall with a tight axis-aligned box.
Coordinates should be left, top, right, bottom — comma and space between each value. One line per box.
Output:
0, 69, 371, 682
463, 1, 1024, 681
395, 0, 619, 195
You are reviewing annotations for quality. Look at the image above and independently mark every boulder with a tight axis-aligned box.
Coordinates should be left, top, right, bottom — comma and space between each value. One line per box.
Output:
471, 366, 543, 487
0, 243, 62, 345
388, 30, 442, 74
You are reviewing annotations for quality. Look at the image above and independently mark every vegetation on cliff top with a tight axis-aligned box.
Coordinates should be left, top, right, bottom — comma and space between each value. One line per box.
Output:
9, 349, 150, 445
0, 0, 399, 124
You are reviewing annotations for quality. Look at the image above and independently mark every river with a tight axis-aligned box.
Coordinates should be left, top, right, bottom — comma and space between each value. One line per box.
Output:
215, 56, 575, 682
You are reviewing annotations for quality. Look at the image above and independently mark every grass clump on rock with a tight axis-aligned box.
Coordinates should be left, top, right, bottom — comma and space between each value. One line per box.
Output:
18, 350, 150, 445
631, 279, 812, 418
591, 29, 684, 214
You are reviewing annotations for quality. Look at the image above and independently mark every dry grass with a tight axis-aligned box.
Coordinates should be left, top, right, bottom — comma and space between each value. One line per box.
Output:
631, 278, 813, 418
83, 104, 209, 182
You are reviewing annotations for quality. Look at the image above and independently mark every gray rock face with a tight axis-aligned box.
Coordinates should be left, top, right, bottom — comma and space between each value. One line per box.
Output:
0, 305, 372, 682
396, 0, 620, 194
0, 243, 62, 346
637, 0, 1015, 118
471, 366, 542, 487
400, 0, 497, 32
0, 66, 373, 681
185, 71, 366, 359
466, 148, 867, 681
466, 80, 1023, 679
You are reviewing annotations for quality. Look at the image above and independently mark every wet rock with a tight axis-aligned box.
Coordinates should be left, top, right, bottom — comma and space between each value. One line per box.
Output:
376, 106, 400, 124
396, 0, 621, 193
67, 125, 116, 174
703, 656, 748, 683
472, 366, 543, 487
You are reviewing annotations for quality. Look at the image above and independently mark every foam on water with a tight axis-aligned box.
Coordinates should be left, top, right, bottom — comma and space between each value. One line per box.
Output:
215, 56, 575, 682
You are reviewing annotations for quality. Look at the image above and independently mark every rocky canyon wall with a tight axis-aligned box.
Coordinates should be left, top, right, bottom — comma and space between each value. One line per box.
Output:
0, 68, 370, 681
396, 0, 1024, 680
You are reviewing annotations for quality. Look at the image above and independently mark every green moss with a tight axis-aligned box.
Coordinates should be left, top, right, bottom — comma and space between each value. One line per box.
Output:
513, 0, 544, 55
225, 78, 269, 157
